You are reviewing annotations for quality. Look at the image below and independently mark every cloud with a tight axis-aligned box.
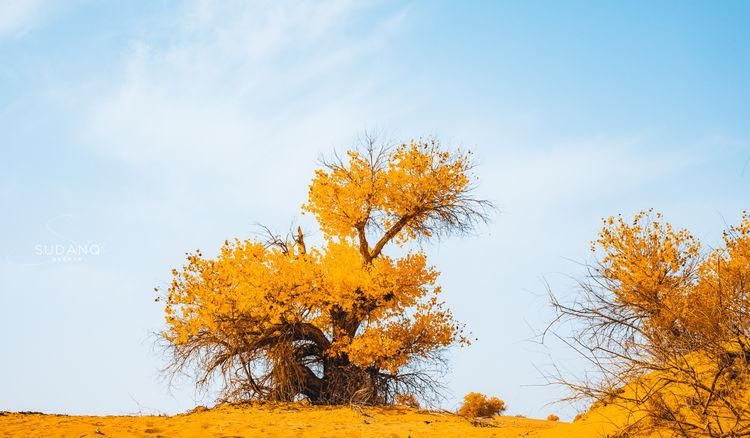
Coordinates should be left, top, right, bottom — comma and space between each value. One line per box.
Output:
78, 0, 412, 223
83, 1, 407, 168
0, 0, 51, 37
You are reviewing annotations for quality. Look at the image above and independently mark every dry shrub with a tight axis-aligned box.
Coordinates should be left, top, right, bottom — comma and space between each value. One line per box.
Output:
394, 393, 420, 409
457, 392, 506, 418
547, 414, 560, 422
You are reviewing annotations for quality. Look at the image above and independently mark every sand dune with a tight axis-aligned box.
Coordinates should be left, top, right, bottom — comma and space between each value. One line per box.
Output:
0, 403, 623, 437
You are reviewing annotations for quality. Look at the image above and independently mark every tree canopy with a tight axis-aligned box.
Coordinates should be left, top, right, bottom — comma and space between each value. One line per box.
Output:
161, 139, 490, 405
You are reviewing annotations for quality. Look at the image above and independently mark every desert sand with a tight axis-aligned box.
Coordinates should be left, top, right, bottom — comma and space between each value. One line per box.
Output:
0, 403, 626, 437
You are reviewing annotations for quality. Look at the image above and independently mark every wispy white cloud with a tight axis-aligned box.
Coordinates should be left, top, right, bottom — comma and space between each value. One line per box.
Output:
79, 0, 412, 221
83, 1, 407, 167
0, 0, 52, 37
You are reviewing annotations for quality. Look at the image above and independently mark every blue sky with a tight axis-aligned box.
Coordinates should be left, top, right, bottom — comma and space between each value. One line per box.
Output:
1, 0, 749, 419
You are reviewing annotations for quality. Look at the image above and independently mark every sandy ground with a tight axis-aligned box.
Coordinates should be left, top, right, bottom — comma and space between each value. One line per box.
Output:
0, 403, 623, 437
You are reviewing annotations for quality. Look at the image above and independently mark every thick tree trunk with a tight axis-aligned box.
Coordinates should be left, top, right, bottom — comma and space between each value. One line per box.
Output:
260, 313, 382, 404
314, 362, 381, 405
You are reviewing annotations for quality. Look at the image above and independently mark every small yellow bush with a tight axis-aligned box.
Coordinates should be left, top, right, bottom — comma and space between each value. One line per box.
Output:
457, 392, 506, 418
547, 414, 560, 422
395, 393, 420, 409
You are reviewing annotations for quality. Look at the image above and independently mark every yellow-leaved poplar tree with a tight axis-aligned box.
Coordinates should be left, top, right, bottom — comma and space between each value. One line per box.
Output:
549, 210, 750, 437
161, 139, 491, 405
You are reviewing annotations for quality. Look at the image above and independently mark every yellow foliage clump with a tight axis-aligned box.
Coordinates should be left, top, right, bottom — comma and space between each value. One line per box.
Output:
594, 210, 700, 325
457, 392, 506, 418
593, 210, 750, 349
304, 140, 473, 245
